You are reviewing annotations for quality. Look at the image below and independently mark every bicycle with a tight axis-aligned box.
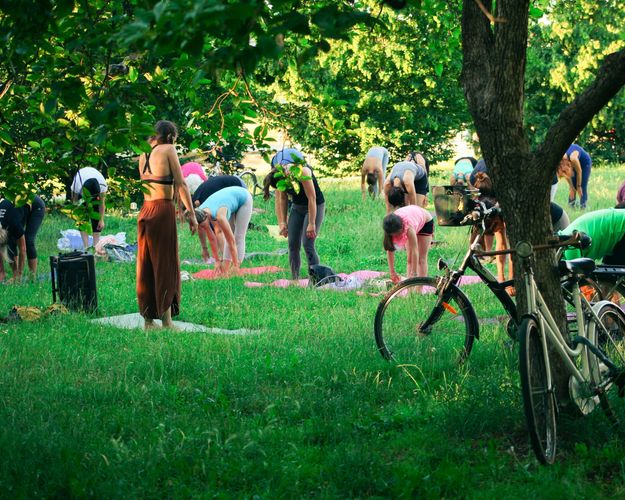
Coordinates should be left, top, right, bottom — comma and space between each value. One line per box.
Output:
498, 236, 625, 464
373, 198, 604, 369
374, 201, 519, 368
207, 157, 264, 198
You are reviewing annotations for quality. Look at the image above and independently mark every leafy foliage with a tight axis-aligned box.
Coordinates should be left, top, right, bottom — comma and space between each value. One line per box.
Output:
525, 0, 625, 162
261, 0, 469, 174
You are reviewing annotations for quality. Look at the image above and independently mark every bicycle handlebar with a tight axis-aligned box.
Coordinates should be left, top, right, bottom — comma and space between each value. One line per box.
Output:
474, 231, 590, 258
459, 201, 501, 226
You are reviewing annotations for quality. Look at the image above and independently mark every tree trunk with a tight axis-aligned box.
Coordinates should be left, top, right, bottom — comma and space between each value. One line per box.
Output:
461, 0, 571, 401
460, 0, 625, 404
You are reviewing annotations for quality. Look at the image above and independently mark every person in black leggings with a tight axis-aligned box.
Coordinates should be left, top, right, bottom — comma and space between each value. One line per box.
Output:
0, 196, 45, 282
264, 148, 326, 280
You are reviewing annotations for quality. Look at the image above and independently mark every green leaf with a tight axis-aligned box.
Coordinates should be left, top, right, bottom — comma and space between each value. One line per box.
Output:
28, 141, 40, 149
434, 63, 443, 77
0, 130, 14, 145
529, 6, 543, 18
128, 66, 139, 83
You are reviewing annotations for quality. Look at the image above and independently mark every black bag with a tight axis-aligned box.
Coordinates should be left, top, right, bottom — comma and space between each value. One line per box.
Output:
50, 251, 98, 312
308, 264, 343, 288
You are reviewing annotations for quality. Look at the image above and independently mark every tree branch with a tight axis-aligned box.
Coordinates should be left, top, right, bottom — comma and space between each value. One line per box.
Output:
536, 47, 625, 174
474, 0, 506, 24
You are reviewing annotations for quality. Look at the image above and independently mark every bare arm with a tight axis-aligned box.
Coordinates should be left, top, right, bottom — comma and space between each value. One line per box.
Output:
403, 171, 417, 206
361, 163, 367, 199
377, 165, 384, 197
383, 177, 392, 213
301, 168, 317, 239
96, 193, 106, 231
198, 224, 219, 262
569, 151, 583, 188
275, 190, 288, 237
569, 151, 584, 199
217, 210, 239, 267
387, 250, 400, 283
168, 146, 197, 232
10, 235, 26, 280
405, 228, 419, 278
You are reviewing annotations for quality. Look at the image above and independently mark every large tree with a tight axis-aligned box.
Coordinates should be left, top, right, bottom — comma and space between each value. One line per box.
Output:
460, 0, 625, 400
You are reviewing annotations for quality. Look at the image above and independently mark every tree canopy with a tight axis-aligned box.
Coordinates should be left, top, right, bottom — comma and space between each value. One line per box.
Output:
1, 0, 624, 204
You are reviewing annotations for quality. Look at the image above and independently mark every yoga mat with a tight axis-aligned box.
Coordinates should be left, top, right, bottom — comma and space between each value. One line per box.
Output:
193, 266, 283, 280
91, 313, 261, 335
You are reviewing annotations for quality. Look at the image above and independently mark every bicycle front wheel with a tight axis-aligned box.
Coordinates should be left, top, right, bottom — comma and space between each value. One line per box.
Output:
592, 302, 625, 424
373, 277, 478, 369
239, 171, 259, 196
518, 317, 557, 465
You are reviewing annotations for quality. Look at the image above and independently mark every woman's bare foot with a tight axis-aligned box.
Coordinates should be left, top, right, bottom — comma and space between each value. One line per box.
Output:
144, 319, 157, 330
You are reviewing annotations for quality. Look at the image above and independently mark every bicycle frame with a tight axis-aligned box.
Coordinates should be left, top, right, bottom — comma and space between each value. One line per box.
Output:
521, 253, 618, 394
438, 230, 518, 323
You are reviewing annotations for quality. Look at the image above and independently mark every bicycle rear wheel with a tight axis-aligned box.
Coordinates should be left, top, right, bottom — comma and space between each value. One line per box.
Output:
239, 171, 259, 196
518, 317, 557, 465
596, 278, 625, 308
592, 303, 625, 424
373, 277, 478, 369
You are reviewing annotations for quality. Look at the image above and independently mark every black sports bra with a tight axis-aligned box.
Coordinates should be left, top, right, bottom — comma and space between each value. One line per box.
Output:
142, 147, 174, 186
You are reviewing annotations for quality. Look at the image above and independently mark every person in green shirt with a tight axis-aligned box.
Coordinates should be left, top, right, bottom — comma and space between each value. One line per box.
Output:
561, 207, 625, 264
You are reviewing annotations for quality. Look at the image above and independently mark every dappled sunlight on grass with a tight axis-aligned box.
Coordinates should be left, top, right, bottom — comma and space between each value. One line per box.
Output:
1, 171, 625, 496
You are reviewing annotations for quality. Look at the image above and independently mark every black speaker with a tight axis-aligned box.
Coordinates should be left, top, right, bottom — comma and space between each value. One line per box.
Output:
50, 252, 98, 312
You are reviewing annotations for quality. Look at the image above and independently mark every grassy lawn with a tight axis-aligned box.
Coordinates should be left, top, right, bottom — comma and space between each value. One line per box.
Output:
1, 166, 625, 497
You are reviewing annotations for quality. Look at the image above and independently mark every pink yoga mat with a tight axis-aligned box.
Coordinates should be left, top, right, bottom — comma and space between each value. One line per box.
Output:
193, 266, 283, 280
243, 272, 483, 290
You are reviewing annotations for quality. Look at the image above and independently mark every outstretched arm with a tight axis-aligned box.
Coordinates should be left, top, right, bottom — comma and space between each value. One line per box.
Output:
361, 163, 367, 200
569, 151, 584, 199
198, 223, 219, 263
97, 193, 106, 231
387, 250, 400, 283
383, 177, 392, 213
275, 190, 288, 237
168, 146, 197, 233
403, 171, 417, 206
405, 228, 419, 278
217, 211, 239, 269
9, 235, 26, 281
301, 167, 317, 239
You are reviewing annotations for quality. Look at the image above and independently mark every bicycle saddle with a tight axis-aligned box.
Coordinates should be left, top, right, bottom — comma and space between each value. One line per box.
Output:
559, 258, 596, 277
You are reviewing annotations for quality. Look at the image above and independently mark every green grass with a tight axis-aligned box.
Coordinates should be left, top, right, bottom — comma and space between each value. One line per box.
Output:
1, 166, 625, 498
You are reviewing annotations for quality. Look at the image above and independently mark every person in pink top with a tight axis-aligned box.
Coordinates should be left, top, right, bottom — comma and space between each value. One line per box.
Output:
181, 162, 208, 181
382, 205, 434, 283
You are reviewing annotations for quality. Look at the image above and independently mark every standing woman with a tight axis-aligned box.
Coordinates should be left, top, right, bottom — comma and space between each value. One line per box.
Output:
193, 186, 253, 273
264, 148, 325, 280
137, 120, 198, 330
0, 196, 45, 282
382, 204, 433, 283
